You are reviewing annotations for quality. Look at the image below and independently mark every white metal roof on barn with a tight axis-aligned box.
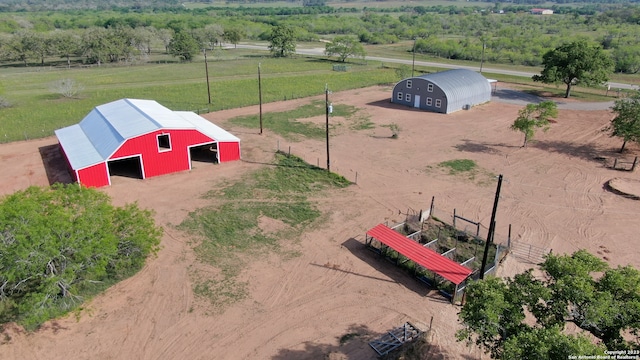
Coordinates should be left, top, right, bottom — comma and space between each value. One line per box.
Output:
175, 111, 240, 142
416, 69, 490, 102
55, 99, 239, 170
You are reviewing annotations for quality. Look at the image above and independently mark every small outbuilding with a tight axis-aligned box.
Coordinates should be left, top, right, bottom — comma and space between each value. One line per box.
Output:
531, 8, 553, 14
391, 69, 491, 114
55, 98, 241, 188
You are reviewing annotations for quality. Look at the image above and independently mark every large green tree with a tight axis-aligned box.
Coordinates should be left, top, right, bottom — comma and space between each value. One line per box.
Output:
533, 40, 614, 98
51, 30, 82, 68
167, 30, 199, 61
3, 30, 37, 66
268, 24, 296, 58
613, 46, 640, 74
606, 92, 640, 153
324, 35, 366, 62
457, 250, 640, 359
81, 27, 111, 66
223, 28, 244, 49
0, 185, 161, 330
510, 100, 558, 147
194, 24, 224, 51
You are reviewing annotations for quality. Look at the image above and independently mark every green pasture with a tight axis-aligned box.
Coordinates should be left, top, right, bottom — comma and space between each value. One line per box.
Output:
0, 53, 396, 142
180, 152, 350, 308
0, 42, 633, 143
229, 100, 358, 140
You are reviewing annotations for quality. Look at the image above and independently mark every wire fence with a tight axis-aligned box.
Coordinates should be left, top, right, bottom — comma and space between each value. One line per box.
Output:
274, 140, 361, 184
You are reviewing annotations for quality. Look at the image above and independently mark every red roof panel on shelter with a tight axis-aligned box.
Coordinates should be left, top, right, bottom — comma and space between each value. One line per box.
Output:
366, 224, 472, 285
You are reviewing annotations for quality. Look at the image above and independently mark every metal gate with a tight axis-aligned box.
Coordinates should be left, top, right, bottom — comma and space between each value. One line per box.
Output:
369, 322, 421, 356
510, 241, 549, 264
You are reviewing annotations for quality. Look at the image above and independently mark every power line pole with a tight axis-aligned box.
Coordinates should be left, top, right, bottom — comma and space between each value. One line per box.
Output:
412, 37, 417, 77
480, 40, 486, 73
325, 84, 331, 172
258, 63, 263, 135
203, 49, 211, 105
479, 174, 503, 279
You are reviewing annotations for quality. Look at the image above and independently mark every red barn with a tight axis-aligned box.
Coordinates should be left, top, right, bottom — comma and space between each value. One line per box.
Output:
55, 98, 241, 188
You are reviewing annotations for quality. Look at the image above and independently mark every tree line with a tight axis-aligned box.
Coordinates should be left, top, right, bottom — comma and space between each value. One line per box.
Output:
1, 0, 637, 12
0, 5, 639, 72
0, 25, 248, 66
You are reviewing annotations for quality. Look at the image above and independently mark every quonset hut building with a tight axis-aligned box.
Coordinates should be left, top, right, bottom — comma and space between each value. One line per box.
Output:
391, 69, 491, 114
55, 98, 241, 188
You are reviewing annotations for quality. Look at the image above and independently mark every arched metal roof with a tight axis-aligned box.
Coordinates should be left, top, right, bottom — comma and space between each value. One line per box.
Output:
412, 69, 491, 113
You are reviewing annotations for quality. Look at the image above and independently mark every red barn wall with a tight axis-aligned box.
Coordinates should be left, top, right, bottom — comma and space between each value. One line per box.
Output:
111, 129, 214, 178
218, 141, 241, 162
77, 162, 109, 188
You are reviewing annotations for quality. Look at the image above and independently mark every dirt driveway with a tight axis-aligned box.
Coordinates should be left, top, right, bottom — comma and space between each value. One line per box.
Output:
1, 86, 638, 360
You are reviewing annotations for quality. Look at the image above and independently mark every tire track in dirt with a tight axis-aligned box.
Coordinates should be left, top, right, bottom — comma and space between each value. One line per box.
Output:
2, 86, 639, 360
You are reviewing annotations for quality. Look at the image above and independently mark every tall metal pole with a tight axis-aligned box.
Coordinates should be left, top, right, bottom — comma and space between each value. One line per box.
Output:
479, 41, 486, 73
325, 84, 330, 172
204, 49, 211, 105
258, 63, 263, 135
479, 174, 503, 279
412, 37, 417, 77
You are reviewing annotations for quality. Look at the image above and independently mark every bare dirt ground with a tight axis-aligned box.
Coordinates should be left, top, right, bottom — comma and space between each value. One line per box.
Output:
1, 86, 639, 360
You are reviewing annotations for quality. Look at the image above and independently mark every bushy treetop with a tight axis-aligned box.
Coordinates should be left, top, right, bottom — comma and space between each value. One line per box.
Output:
458, 250, 640, 359
0, 184, 161, 330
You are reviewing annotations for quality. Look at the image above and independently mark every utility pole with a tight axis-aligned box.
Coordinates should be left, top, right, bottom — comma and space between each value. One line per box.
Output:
412, 37, 417, 77
325, 84, 331, 172
479, 40, 486, 73
258, 63, 263, 135
204, 49, 211, 105
479, 174, 503, 279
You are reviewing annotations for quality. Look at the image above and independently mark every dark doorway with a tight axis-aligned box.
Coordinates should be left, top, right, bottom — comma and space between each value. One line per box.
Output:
189, 143, 218, 164
108, 156, 143, 179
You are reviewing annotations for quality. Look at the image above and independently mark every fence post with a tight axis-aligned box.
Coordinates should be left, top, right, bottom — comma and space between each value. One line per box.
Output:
277, 140, 280, 152
355, 172, 358, 184
633, 157, 638, 171
288, 146, 291, 156
613, 158, 618, 169
507, 224, 512, 249
453, 209, 456, 229
429, 196, 435, 218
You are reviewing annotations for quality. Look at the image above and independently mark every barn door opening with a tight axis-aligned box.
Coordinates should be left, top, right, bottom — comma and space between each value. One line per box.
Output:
108, 156, 143, 180
414, 95, 421, 108
189, 142, 218, 168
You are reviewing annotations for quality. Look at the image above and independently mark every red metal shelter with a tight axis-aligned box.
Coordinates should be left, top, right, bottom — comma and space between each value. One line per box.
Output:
366, 223, 472, 285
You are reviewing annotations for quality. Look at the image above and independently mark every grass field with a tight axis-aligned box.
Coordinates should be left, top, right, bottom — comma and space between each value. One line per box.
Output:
0, 51, 396, 142
229, 100, 359, 140
1, 44, 633, 143
179, 153, 350, 308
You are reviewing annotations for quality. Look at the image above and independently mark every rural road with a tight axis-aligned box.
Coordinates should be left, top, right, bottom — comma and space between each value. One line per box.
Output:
233, 44, 638, 92
232, 44, 622, 110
